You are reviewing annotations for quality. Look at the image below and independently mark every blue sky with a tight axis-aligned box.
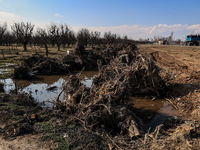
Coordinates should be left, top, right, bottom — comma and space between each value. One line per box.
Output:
0, 0, 200, 40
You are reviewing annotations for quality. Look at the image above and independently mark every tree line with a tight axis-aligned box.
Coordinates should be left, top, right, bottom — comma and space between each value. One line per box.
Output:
0, 22, 131, 56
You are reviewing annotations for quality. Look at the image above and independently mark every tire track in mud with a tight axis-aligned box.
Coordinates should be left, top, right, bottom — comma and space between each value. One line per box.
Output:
139, 45, 200, 72
139, 45, 200, 83
149, 48, 193, 70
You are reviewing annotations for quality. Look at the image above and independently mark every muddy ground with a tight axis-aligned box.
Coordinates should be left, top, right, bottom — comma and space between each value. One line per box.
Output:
139, 45, 200, 115
1, 44, 200, 149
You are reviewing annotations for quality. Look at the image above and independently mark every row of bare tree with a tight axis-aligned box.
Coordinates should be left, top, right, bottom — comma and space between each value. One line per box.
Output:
0, 22, 130, 54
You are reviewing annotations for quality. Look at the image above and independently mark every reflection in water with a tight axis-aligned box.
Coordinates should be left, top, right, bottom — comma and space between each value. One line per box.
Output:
1, 71, 179, 131
130, 97, 179, 132
0, 71, 98, 107
145, 103, 179, 131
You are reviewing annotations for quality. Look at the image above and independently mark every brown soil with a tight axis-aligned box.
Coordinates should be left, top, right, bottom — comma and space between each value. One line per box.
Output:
139, 44, 200, 117
0, 134, 51, 150
139, 44, 200, 82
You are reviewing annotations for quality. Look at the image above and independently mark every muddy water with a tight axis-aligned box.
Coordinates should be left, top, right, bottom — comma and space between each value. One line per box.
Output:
130, 97, 179, 132
0, 71, 97, 107
1, 69, 179, 130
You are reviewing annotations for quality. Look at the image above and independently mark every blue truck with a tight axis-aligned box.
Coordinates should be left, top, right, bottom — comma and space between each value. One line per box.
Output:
186, 35, 200, 46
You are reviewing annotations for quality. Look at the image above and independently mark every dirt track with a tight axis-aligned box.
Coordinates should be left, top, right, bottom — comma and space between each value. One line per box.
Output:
139, 44, 200, 72
139, 44, 200, 118
139, 45, 200, 84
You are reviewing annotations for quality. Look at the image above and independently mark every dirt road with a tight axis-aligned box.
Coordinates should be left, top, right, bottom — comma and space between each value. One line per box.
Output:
139, 44, 200, 117
139, 44, 200, 83
139, 44, 200, 71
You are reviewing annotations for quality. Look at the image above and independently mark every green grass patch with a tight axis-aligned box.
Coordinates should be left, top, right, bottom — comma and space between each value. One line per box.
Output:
34, 121, 54, 133
34, 121, 70, 150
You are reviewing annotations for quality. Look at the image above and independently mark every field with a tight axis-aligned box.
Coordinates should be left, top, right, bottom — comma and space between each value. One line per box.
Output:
1, 44, 200, 149
139, 44, 200, 104
139, 44, 200, 73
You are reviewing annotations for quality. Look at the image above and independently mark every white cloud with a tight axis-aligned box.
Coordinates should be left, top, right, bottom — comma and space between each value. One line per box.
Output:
0, 12, 199, 41
0, 11, 22, 27
72, 24, 200, 40
54, 13, 63, 18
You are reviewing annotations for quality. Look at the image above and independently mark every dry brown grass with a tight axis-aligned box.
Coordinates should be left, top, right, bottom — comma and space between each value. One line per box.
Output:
0, 45, 74, 63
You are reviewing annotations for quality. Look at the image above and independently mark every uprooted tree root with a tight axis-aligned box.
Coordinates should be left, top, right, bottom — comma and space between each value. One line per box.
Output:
50, 44, 172, 149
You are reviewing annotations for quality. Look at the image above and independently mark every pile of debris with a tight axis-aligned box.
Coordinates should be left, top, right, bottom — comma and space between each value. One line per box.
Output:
54, 45, 166, 141
14, 54, 68, 79
94, 49, 165, 97
13, 42, 138, 79
12, 42, 166, 139
59, 72, 144, 138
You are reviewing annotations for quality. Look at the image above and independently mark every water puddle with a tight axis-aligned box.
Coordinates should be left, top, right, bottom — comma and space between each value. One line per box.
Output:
0, 71, 98, 107
130, 97, 179, 132
1, 67, 179, 130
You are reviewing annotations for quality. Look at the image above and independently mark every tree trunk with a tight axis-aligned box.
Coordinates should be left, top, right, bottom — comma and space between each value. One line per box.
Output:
45, 44, 48, 57
23, 43, 27, 51
57, 44, 60, 51
1, 49, 5, 59
67, 43, 70, 48
62, 43, 66, 49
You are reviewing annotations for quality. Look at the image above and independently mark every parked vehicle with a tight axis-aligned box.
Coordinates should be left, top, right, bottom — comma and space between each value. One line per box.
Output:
186, 35, 200, 46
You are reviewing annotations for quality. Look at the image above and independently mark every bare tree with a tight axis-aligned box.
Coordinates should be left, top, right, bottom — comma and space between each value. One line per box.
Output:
77, 28, 90, 47
67, 30, 76, 47
0, 23, 7, 46
103, 31, 117, 45
37, 28, 49, 56
3, 31, 15, 46
48, 24, 64, 51
11, 22, 34, 51
60, 24, 70, 48
90, 31, 101, 48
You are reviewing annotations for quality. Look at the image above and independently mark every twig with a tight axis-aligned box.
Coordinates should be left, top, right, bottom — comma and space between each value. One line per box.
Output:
56, 89, 64, 103
144, 128, 151, 144
106, 134, 123, 150
165, 98, 179, 110
154, 124, 163, 139
77, 66, 85, 77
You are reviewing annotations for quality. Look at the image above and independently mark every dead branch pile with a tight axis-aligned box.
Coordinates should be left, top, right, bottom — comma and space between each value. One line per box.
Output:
94, 43, 137, 66
56, 45, 166, 141
31, 57, 68, 74
13, 65, 32, 79
14, 42, 138, 79
61, 72, 144, 138
62, 42, 138, 70
62, 50, 100, 70
94, 51, 165, 97
63, 41, 100, 70
14, 54, 69, 79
